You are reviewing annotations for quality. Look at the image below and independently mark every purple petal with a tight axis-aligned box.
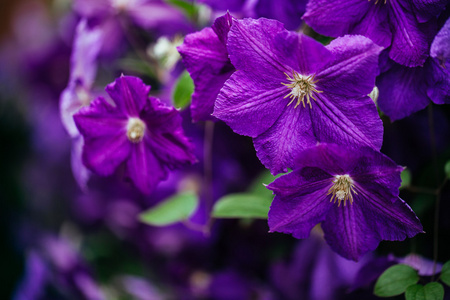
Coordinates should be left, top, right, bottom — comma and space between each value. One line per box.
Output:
105, 75, 151, 117
126, 140, 167, 195
211, 12, 234, 44
319, 35, 383, 97
412, 0, 448, 23
389, 0, 431, 67
214, 70, 287, 137
128, 1, 192, 34
178, 26, 234, 122
73, 0, 111, 19
322, 193, 422, 261
303, 0, 392, 48
427, 58, 450, 104
141, 101, 196, 166
254, 0, 307, 31
361, 194, 423, 241
321, 202, 380, 261
226, 18, 291, 77
268, 167, 334, 239
377, 61, 430, 121
74, 97, 131, 175
431, 18, 450, 64
311, 93, 383, 151
253, 105, 316, 174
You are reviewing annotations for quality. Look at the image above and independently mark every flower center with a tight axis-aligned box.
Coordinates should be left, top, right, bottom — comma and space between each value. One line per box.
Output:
282, 71, 322, 109
369, 0, 387, 4
126, 117, 146, 143
327, 174, 357, 207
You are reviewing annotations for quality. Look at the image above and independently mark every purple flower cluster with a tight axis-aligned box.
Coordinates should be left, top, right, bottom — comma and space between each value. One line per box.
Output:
4, 0, 450, 299
176, 10, 450, 260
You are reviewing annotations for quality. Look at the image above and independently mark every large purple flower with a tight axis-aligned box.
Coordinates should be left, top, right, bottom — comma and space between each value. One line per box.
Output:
178, 13, 235, 122
267, 143, 423, 261
303, 0, 447, 67
213, 18, 383, 174
74, 75, 196, 194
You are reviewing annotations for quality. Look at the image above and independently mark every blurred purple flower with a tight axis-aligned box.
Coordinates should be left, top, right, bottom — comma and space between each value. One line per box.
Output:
198, 0, 307, 30
267, 144, 423, 261
271, 231, 366, 300
60, 19, 104, 138
213, 18, 383, 174
178, 13, 235, 122
14, 235, 105, 300
73, 0, 193, 39
303, 0, 446, 67
74, 75, 196, 194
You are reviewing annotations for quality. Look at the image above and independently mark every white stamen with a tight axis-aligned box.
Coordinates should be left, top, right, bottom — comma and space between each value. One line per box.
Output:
126, 117, 146, 143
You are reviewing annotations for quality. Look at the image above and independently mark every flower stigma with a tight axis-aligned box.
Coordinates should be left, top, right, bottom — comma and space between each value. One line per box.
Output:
327, 174, 357, 207
282, 71, 322, 109
126, 117, 146, 143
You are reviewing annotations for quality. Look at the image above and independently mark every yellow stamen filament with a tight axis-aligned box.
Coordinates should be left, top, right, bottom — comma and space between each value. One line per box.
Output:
281, 71, 322, 109
127, 117, 146, 143
327, 174, 358, 207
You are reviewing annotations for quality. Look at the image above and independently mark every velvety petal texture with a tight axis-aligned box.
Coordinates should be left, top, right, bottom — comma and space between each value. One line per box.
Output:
304, 0, 443, 67
267, 144, 423, 261
178, 13, 235, 122
214, 18, 383, 174
74, 76, 196, 194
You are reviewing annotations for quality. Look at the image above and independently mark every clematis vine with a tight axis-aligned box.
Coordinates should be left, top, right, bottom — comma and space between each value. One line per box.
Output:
73, 75, 196, 195
178, 13, 235, 122
267, 143, 423, 261
214, 18, 383, 174
303, 0, 447, 67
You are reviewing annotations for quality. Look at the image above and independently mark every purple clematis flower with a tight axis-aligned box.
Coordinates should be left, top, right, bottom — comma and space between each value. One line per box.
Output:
303, 0, 447, 67
178, 13, 235, 122
213, 18, 383, 174
267, 143, 423, 261
74, 75, 196, 194
377, 18, 450, 121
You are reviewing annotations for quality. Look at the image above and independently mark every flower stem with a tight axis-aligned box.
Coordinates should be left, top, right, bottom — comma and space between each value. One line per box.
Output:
203, 121, 215, 234
428, 104, 440, 281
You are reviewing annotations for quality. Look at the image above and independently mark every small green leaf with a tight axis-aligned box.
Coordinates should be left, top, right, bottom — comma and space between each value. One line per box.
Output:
400, 168, 412, 189
165, 0, 199, 19
139, 192, 198, 226
406, 284, 425, 300
440, 260, 450, 286
374, 264, 419, 297
172, 70, 194, 109
405, 283, 444, 300
212, 193, 271, 219
444, 161, 450, 179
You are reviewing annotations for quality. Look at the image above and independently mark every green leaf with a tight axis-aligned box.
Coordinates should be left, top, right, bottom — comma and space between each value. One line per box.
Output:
405, 283, 444, 300
440, 260, 450, 286
165, 0, 199, 19
139, 192, 198, 226
212, 193, 271, 219
172, 70, 194, 109
400, 168, 412, 189
374, 264, 419, 297
247, 170, 278, 198
444, 161, 450, 179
